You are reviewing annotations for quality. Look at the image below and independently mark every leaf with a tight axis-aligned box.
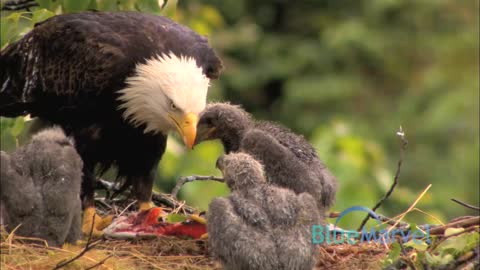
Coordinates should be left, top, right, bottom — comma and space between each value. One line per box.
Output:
166, 213, 187, 223
135, 0, 161, 14
383, 242, 401, 266
95, 0, 118, 11
10, 117, 25, 138
36, 0, 62, 12
424, 251, 454, 266
31, 9, 55, 26
444, 227, 464, 237
404, 240, 428, 252
62, 0, 92, 12
435, 232, 479, 256
35, 0, 52, 9
0, 13, 31, 46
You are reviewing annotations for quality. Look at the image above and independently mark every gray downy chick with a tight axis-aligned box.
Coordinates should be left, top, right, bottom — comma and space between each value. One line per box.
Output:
0, 127, 83, 246
208, 152, 321, 270
196, 103, 338, 217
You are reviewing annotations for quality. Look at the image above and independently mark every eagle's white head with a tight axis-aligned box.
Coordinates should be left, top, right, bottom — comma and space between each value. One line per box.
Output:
117, 52, 210, 148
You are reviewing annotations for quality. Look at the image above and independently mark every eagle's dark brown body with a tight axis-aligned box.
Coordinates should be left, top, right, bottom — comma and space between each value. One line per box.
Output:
0, 12, 222, 208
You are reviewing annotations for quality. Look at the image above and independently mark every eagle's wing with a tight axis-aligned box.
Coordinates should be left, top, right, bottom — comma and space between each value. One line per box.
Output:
0, 12, 222, 117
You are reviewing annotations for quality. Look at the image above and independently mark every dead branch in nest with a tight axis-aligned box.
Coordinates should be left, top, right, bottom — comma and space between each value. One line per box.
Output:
358, 126, 408, 231
427, 216, 480, 236
171, 175, 224, 198
151, 192, 197, 214
330, 211, 410, 228
451, 198, 480, 211
1, 0, 38, 11
52, 215, 101, 270
84, 254, 113, 270
95, 178, 197, 214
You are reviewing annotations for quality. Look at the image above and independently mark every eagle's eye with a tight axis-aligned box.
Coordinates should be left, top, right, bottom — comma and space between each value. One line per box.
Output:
170, 101, 177, 111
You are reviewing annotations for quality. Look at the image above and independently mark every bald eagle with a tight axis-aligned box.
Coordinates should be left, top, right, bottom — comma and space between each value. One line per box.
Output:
0, 11, 223, 235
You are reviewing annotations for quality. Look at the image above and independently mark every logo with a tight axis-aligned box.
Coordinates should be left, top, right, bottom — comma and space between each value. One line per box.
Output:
312, 206, 431, 245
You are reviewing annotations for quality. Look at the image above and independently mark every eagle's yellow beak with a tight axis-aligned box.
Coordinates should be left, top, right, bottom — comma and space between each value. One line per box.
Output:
173, 113, 198, 149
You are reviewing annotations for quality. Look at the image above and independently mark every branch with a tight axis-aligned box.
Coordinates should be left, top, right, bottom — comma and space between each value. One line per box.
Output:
358, 126, 408, 231
52, 214, 101, 270
160, 0, 169, 9
330, 211, 409, 228
84, 254, 113, 270
171, 175, 224, 198
151, 192, 197, 214
96, 178, 198, 214
427, 216, 480, 236
1, 0, 38, 11
451, 198, 480, 211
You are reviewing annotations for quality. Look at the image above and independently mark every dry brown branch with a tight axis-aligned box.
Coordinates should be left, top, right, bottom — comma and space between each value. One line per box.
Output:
358, 127, 408, 231
96, 178, 198, 214
171, 175, 224, 198
451, 198, 480, 211
85, 254, 113, 270
1, 0, 38, 11
52, 214, 101, 270
427, 216, 480, 235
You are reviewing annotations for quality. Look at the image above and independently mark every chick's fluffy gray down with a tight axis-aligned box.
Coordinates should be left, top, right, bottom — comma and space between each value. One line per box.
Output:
208, 153, 321, 270
0, 127, 82, 246
197, 103, 338, 216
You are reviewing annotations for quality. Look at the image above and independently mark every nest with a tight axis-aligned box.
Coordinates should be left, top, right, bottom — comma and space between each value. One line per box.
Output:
0, 226, 220, 270
1, 225, 388, 270
1, 187, 478, 270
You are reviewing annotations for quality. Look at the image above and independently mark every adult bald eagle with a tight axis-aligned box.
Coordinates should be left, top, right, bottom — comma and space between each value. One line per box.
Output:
0, 11, 223, 235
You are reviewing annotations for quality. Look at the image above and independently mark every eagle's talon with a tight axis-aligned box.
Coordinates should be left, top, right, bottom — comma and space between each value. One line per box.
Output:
81, 207, 112, 237
138, 201, 155, 211
189, 214, 207, 225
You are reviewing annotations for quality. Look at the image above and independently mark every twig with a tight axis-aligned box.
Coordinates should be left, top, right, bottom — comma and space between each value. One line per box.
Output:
427, 226, 479, 261
358, 126, 408, 231
171, 175, 224, 198
330, 211, 410, 228
52, 215, 101, 270
97, 178, 121, 191
160, 0, 169, 9
1, 0, 38, 11
118, 200, 137, 216
96, 178, 198, 214
398, 241, 417, 270
151, 192, 197, 214
451, 198, 480, 211
427, 216, 480, 236
84, 254, 113, 270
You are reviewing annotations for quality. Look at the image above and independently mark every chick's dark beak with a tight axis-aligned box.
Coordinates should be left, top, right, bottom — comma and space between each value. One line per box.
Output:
193, 124, 216, 146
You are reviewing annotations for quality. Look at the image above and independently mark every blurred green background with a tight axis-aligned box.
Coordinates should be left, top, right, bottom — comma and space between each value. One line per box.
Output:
1, 0, 478, 228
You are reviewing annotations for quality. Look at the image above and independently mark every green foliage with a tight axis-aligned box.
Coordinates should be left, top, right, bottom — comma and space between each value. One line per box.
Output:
166, 213, 188, 223
435, 230, 479, 257
383, 228, 480, 268
0, 0, 478, 228
1, 9, 54, 48
383, 242, 401, 267
10, 117, 25, 138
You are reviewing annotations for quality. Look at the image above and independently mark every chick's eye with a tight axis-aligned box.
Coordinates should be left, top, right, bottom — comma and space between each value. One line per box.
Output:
170, 102, 177, 110
204, 117, 214, 126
